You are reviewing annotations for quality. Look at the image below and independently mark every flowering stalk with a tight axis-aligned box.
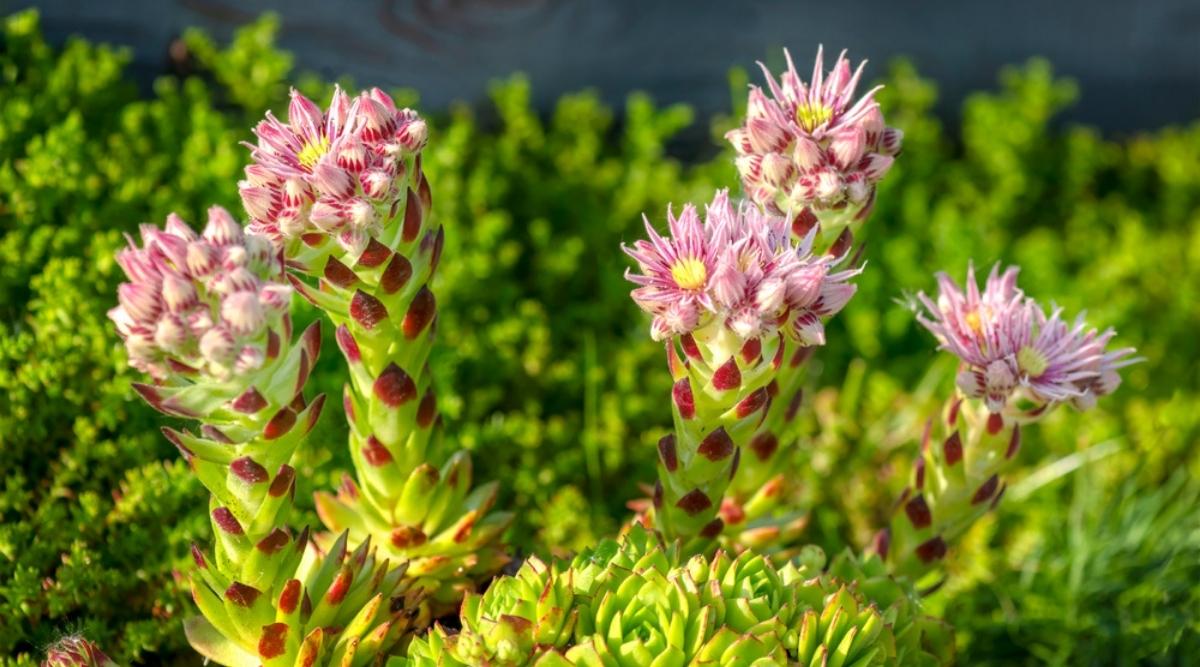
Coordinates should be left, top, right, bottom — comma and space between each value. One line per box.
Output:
877, 264, 1139, 580
721, 47, 902, 555
110, 210, 424, 665
624, 191, 860, 552
241, 87, 512, 613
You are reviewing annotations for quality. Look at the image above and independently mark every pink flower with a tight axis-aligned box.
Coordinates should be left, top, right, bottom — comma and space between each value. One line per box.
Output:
915, 264, 1139, 413
241, 86, 428, 253
109, 207, 291, 381
727, 47, 902, 225
624, 190, 861, 342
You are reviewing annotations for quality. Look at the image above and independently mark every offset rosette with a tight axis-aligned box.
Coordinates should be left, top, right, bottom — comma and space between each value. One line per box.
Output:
42, 637, 118, 667
241, 88, 511, 613
624, 191, 860, 550
402, 556, 578, 666
185, 533, 427, 666
727, 47, 901, 242
879, 264, 1139, 578
396, 527, 951, 666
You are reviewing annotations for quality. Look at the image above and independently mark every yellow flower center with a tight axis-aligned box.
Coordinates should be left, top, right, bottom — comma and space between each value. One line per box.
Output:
964, 309, 983, 334
297, 136, 331, 171
795, 102, 833, 132
670, 257, 708, 290
1017, 346, 1049, 377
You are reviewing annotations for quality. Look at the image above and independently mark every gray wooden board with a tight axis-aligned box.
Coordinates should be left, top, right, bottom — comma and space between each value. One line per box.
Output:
7, 0, 1200, 138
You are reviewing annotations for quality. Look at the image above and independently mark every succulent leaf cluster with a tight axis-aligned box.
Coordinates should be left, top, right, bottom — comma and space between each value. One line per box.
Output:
399, 527, 951, 666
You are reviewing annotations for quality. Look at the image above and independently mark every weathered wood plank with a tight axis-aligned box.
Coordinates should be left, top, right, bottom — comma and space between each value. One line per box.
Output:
10, 0, 1200, 132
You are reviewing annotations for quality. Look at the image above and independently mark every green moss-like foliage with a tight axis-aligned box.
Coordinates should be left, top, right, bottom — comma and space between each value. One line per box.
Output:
2, 7, 1197, 664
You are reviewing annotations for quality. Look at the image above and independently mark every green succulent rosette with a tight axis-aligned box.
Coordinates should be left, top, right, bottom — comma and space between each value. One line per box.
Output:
395, 527, 952, 666
187, 533, 428, 666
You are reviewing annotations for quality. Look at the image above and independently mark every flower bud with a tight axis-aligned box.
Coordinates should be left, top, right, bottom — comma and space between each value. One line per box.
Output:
199, 326, 238, 367
234, 344, 266, 374
186, 240, 219, 278
222, 291, 266, 337
118, 283, 162, 324
310, 198, 348, 233
203, 206, 243, 246
154, 314, 191, 352
312, 161, 355, 199
161, 272, 199, 312
239, 183, 275, 220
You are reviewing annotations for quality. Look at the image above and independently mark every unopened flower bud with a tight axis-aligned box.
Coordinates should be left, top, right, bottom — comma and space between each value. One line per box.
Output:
234, 344, 266, 374
161, 272, 199, 312
312, 161, 355, 199
203, 206, 243, 246
222, 291, 266, 337
310, 198, 348, 233
761, 152, 796, 188
829, 126, 866, 170
395, 116, 428, 153
239, 183, 275, 220
154, 313, 191, 352
258, 284, 293, 313
199, 326, 237, 367
118, 283, 161, 323
361, 169, 396, 201
186, 240, 219, 278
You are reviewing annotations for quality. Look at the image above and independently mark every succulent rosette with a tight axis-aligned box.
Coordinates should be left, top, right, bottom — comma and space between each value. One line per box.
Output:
624, 190, 861, 549
727, 47, 902, 241
396, 527, 951, 666
186, 533, 426, 667
879, 264, 1139, 578
241, 88, 512, 613
42, 637, 118, 667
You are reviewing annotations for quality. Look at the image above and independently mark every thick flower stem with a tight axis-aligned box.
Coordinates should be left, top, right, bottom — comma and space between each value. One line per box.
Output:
881, 396, 1017, 581
283, 155, 512, 612
654, 323, 781, 552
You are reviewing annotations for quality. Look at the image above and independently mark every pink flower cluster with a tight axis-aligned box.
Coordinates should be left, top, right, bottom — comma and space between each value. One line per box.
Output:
915, 264, 1139, 413
240, 86, 428, 254
108, 207, 292, 381
727, 47, 902, 220
623, 190, 860, 343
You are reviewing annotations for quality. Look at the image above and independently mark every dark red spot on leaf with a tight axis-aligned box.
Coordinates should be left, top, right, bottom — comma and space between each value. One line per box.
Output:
657, 434, 678, 472
402, 287, 435, 339
373, 363, 416, 407
698, 427, 734, 461
905, 494, 932, 529
750, 432, 778, 461
943, 431, 963, 466
712, 358, 741, 391
676, 489, 713, 516
673, 378, 695, 419
350, 290, 388, 330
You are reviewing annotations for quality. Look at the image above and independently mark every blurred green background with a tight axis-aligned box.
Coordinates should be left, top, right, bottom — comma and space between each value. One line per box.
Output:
1, 10, 1197, 666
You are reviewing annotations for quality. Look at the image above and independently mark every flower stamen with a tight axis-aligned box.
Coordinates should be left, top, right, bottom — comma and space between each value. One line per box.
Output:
670, 258, 708, 291
795, 102, 833, 132
297, 136, 331, 171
